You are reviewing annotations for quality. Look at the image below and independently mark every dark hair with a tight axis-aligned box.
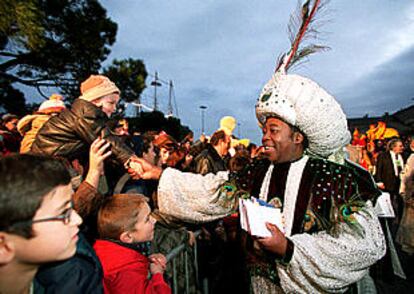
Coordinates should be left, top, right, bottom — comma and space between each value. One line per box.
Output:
97, 194, 148, 240
141, 131, 158, 155
229, 152, 251, 172
210, 130, 227, 146
2, 113, 18, 125
0, 154, 71, 238
247, 143, 257, 152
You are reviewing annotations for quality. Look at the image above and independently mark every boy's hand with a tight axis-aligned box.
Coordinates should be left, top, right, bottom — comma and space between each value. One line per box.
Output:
85, 138, 111, 188
149, 253, 167, 274
89, 138, 111, 175
256, 222, 287, 257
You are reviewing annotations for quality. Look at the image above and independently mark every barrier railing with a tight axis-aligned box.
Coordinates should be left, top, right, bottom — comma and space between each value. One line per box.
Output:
166, 230, 204, 294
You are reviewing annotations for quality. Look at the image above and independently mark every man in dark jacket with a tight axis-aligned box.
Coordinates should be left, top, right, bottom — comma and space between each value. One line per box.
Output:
31, 75, 135, 174
193, 130, 230, 175
375, 138, 405, 224
192, 129, 231, 293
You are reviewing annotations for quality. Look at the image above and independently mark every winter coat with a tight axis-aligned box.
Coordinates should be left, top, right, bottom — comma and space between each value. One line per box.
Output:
193, 144, 226, 175
375, 151, 401, 194
34, 233, 103, 294
93, 239, 171, 294
17, 113, 51, 153
30, 99, 133, 164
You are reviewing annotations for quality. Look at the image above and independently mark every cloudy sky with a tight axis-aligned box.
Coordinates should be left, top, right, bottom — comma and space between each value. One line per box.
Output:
100, 0, 414, 143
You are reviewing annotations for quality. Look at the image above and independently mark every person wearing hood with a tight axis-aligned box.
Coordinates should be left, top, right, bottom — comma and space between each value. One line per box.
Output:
18, 94, 66, 154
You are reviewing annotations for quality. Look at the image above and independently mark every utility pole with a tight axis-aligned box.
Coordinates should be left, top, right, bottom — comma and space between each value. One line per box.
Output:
167, 80, 174, 117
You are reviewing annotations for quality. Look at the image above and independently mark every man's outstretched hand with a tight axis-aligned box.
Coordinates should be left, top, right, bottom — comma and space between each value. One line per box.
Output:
126, 156, 163, 180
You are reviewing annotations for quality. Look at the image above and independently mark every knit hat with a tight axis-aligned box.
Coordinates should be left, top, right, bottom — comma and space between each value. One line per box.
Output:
79, 75, 120, 102
38, 94, 66, 113
256, 71, 350, 158
219, 116, 237, 136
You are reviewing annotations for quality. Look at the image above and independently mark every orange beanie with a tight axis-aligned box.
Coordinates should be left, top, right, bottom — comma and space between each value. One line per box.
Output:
79, 75, 120, 102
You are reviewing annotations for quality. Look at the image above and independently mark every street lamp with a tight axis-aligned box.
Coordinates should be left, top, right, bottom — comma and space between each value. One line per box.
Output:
150, 71, 162, 111
199, 105, 207, 135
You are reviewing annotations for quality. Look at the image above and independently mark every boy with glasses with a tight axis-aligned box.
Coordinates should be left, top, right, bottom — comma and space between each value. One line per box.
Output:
0, 154, 82, 294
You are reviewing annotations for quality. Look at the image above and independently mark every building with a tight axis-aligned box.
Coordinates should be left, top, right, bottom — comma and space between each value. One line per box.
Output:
348, 104, 414, 136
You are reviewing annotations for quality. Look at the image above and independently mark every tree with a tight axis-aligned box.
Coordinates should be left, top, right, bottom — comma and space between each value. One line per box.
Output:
0, 78, 26, 115
0, 0, 117, 103
103, 58, 147, 103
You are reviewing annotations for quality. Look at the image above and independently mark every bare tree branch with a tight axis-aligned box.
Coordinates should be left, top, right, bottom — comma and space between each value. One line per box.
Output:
0, 51, 21, 58
0, 72, 75, 87
36, 85, 49, 100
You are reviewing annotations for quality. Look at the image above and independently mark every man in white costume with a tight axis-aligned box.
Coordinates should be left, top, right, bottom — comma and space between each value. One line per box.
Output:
134, 68, 386, 293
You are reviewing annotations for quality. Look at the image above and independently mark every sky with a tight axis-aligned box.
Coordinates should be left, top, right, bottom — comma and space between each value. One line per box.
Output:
98, 0, 414, 143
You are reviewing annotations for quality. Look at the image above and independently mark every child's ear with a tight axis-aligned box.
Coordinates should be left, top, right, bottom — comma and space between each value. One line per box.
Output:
119, 231, 134, 244
0, 233, 16, 265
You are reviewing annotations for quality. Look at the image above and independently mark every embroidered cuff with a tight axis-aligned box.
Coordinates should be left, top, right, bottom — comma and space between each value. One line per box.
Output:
275, 238, 294, 266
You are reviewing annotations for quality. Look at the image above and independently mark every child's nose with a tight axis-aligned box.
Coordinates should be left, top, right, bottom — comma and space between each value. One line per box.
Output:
71, 210, 83, 226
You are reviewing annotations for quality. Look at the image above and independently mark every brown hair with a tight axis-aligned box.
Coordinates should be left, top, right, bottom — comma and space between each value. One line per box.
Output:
97, 194, 148, 240
229, 152, 251, 172
0, 155, 71, 238
210, 130, 227, 146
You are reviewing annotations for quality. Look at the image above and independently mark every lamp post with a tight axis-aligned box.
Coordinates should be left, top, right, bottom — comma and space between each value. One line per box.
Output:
150, 71, 162, 111
199, 105, 207, 135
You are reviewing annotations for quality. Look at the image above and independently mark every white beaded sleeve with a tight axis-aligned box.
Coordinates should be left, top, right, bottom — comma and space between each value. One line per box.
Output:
157, 167, 233, 223
277, 201, 386, 293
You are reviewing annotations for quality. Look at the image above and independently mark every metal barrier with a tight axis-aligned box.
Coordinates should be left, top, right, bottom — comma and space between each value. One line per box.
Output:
166, 230, 204, 294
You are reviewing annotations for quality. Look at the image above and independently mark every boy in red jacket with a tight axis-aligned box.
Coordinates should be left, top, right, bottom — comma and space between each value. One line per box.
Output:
94, 194, 171, 294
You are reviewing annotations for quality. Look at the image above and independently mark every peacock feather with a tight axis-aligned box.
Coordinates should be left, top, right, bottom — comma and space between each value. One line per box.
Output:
276, 0, 330, 73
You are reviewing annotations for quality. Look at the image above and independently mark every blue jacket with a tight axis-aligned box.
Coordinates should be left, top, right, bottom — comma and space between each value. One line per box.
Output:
34, 233, 103, 294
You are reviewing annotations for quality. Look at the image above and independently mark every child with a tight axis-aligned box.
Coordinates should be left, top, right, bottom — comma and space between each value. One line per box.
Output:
94, 194, 171, 294
30, 75, 138, 179
17, 93, 66, 153
33, 138, 112, 293
0, 154, 82, 294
